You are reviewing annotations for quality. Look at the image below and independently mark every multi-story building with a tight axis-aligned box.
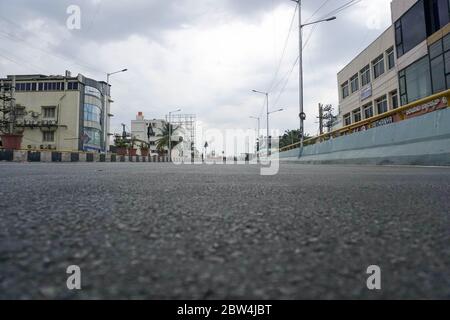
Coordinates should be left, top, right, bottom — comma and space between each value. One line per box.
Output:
337, 0, 450, 128
337, 26, 399, 128
0, 72, 111, 152
393, 0, 450, 105
131, 112, 198, 159
131, 112, 166, 155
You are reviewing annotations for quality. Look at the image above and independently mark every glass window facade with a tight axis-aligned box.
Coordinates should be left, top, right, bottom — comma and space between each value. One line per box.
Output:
429, 35, 450, 94
85, 86, 102, 99
82, 84, 104, 151
396, 0, 450, 58
84, 104, 102, 123
83, 128, 102, 147
395, 0, 427, 58
399, 56, 432, 105
425, 0, 450, 35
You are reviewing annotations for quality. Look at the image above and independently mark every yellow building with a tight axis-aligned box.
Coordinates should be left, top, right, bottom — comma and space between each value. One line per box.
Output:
0, 73, 111, 152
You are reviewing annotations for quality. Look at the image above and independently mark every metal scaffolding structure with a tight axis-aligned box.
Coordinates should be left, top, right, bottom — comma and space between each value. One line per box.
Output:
165, 113, 197, 148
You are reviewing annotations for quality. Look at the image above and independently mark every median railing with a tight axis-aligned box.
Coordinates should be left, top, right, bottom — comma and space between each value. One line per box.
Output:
279, 89, 450, 153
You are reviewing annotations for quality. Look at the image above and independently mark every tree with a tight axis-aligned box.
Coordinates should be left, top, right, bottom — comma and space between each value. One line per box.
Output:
279, 129, 311, 149
155, 122, 180, 153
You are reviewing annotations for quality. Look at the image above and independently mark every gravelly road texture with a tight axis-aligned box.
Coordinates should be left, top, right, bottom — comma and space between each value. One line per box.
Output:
0, 162, 449, 300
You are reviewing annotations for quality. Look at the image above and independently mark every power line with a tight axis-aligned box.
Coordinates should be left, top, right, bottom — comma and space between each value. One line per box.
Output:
304, 0, 332, 24
272, 55, 299, 106
0, 15, 106, 75
268, 3, 298, 93
318, 0, 363, 20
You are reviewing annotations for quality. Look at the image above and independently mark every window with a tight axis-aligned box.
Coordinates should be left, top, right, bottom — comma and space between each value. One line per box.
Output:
42, 106, 56, 119
360, 65, 371, 86
363, 104, 374, 119
84, 104, 102, 123
343, 113, 351, 126
341, 81, 349, 99
395, 0, 427, 58
390, 91, 399, 110
429, 35, 450, 94
376, 96, 388, 114
399, 55, 432, 105
372, 54, 385, 79
352, 108, 362, 123
424, 0, 450, 35
387, 47, 395, 70
85, 86, 102, 99
350, 74, 359, 93
43, 131, 55, 143
68, 82, 79, 90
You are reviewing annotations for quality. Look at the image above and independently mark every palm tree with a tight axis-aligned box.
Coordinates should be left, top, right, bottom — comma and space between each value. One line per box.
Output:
155, 122, 180, 154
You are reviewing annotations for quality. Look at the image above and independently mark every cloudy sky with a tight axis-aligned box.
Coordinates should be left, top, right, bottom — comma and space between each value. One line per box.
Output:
0, 0, 392, 153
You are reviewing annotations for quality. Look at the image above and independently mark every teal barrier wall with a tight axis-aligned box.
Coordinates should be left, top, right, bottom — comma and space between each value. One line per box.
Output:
279, 108, 450, 166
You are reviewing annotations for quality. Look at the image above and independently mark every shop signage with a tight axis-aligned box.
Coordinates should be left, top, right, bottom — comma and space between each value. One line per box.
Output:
360, 85, 372, 101
404, 97, 448, 119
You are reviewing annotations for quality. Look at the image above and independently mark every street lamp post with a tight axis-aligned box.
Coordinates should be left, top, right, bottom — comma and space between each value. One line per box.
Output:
168, 108, 181, 162
252, 90, 270, 155
105, 68, 127, 153
291, 0, 336, 157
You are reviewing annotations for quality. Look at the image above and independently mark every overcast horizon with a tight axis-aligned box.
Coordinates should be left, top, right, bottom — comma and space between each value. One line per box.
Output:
0, 0, 392, 152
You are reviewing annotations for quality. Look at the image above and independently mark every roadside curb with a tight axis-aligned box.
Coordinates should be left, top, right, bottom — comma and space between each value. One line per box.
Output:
0, 149, 170, 163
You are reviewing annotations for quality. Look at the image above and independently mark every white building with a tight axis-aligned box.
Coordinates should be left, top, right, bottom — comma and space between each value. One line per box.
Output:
336, 0, 450, 128
131, 112, 166, 155
131, 112, 193, 159
337, 26, 398, 128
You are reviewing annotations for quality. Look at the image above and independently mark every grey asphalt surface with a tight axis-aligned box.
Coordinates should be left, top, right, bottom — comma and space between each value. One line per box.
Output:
0, 162, 449, 300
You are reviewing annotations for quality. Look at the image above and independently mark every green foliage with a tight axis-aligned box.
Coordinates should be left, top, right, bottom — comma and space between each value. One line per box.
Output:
279, 129, 311, 149
155, 122, 180, 152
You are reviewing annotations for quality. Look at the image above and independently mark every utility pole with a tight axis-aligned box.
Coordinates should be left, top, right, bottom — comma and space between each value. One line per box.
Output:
121, 123, 127, 139
291, 0, 336, 157
293, 0, 305, 158
105, 69, 127, 153
9, 76, 16, 135
323, 104, 337, 133
318, 103, 324, 135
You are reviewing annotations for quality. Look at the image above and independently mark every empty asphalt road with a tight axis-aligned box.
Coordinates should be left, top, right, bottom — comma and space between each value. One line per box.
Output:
0, 162, 449, 299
